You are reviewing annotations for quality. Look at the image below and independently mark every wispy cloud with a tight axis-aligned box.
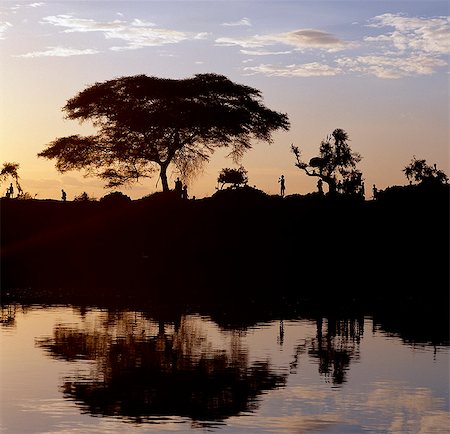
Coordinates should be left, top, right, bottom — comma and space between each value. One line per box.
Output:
41, 14, 207, 51
366, 13, 450, 54
8, 2, 45, 12
221, 17, 251, 27
244, 62, 341, 77
237, 14, 449, 79
216, 28, 350, 52
336, 54, 447, 79
14, 46, 99, 58
0, 21, 12, 39
353, 13, 450, 78
240, 49, 291, 56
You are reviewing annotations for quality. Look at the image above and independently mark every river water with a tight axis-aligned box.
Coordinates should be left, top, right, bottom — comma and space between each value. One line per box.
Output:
0, 303, 449, 433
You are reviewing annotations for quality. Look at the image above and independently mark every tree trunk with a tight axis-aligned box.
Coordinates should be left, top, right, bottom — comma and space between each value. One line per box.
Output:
160, 164, 169, 192
322, 175, 337, 195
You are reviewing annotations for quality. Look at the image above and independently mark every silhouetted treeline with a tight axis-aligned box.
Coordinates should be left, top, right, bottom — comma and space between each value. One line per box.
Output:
1, 183, 448, 309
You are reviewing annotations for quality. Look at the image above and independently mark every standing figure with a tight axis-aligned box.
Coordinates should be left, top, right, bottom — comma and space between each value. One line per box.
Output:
174, 177, 183, 197
279, 175, 285, 197
372, 184, 378, 200
8, 183, 14, 198
317, 178, 323, 195
61, 189, 67, 202
182, 184, 189, 200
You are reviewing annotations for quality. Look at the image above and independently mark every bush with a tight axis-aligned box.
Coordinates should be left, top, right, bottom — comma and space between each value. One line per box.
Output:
74, 192, 96, 202
100, 191, 132, 204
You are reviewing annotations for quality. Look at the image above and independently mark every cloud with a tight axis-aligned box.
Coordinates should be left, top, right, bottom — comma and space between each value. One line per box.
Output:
281, 29, 350, 52
237, 14, 449, 79
332, 14, 450, 79
9, 2, 45, 12
41, 14, 207, 50
244, 62, 341, 77
0, 21, 12, 39
336, 54, 447, 78
366, 13, 450, 55
14, 46, 99, 58
216, 28, 350, 52
221, 17, 251, 27
240, 49, 292, 56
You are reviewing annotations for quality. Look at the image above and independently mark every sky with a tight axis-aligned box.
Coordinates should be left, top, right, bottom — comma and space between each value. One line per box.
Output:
0, 0, 449, 200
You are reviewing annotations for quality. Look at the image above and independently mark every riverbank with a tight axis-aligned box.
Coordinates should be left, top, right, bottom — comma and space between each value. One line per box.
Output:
1, 183, 448, 307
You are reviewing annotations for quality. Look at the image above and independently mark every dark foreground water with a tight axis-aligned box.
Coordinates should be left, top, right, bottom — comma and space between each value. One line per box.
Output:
1, 303, 449, 434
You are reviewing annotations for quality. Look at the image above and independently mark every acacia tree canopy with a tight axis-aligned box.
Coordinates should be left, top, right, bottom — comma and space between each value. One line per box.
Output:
217, 166, 248, 190
38, 73, 290, 192
1, 162, 23, 196
291, 128, 362, 195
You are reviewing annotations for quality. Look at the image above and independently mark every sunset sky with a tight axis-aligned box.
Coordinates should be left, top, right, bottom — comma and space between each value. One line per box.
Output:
1, 0, 448, 200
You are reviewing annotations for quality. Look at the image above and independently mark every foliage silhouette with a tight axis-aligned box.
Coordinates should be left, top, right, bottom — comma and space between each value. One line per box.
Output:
217, 166, 248, 190
38, 73, 290, 192
73, 191, 96, 202
99, 191, 132, 204
1, 162, 23, 197
403, 156, 448, 185
291, 128, 363, 195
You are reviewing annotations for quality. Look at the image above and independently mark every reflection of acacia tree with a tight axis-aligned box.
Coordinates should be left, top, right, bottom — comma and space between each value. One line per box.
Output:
0, 304, 16, 328
307, 317, 363, 385
37, 313, 286, 424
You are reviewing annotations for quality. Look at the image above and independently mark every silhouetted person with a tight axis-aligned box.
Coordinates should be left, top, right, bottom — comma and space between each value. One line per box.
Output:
5, 189, 10, 198
278, 175, 285, 197
182, 184, 188, 200
360, 181, 365, 197
8, 183, 13, 198
174, 177, 182, 197
317, 178, 323, 195
372, 184, 378, 200
61, 189, 67, 202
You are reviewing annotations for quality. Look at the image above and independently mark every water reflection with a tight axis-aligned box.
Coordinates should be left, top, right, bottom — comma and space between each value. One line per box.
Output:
1, 304, 16, 328
306, 317, 363, 385
1, 300, 448, 432
36, 312, 286, 425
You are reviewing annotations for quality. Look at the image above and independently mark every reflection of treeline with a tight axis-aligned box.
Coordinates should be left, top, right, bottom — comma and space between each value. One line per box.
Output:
34, 310, 363, 426
1, 182, 448, 306
36, 313, 286, 424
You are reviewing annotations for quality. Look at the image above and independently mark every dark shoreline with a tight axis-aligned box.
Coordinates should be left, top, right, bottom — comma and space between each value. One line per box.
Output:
1, 183, 449, 310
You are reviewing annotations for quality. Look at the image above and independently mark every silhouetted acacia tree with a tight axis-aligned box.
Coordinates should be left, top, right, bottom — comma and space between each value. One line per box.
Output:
1, 162, 23, 196
38, 73, 290, 192
291, 129, 362, 195
403, 156, 448, 185
217, 166, 248, 189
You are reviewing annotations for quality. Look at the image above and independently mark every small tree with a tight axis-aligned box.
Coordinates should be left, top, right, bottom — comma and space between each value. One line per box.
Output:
1, 162, 23, 197
38, 73, 289, 192
217, 167, 249, 190
403, 156, 448, 185
74, 192, 96, 202
291, 128, 363, 195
